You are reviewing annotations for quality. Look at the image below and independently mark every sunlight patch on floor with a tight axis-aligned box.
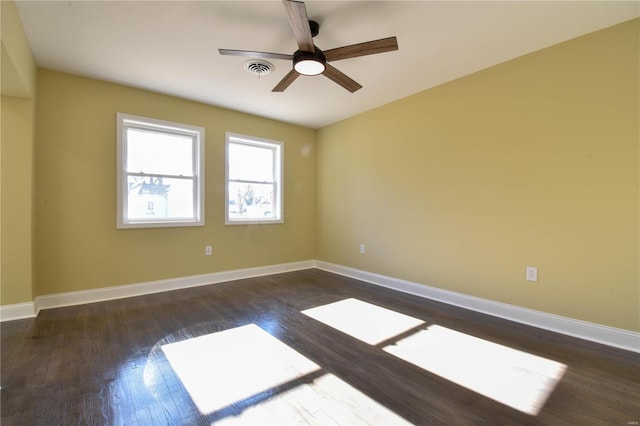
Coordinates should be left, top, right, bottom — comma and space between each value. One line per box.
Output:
383, 325, 567, 415
216, 373, 410, 425
161, 323, 320, 415
301, 298, 425, 345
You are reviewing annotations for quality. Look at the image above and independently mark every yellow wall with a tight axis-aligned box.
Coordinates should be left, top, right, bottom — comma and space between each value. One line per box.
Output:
2, 7, 638, 334
1, 97, 35, 305
317, 19, 639, 331
1, 0, 37, 305
35, 69, 316, 295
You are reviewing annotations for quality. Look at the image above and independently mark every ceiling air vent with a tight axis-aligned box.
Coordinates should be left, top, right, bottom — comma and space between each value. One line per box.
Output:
243, 60, 274, 77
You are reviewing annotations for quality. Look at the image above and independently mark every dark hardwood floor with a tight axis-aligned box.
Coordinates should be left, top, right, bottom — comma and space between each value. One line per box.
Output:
1, 269, 639, 425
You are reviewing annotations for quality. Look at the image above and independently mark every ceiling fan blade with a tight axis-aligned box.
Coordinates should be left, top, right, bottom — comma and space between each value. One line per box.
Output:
323, 64, 362, 93
218, 49, 293, 61
272, 69, 300, 92
324, 36, 398, 62
282, 0, 315, 52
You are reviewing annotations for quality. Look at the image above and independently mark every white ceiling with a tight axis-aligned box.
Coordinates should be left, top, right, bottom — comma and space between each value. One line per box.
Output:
15, 1, 639, 129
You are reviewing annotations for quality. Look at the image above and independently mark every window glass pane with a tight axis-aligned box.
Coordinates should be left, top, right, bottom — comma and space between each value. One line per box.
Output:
228, 182, 276, 221
126, 176, 194, 220
127, 128, 193, 176
228, 143, 274, 182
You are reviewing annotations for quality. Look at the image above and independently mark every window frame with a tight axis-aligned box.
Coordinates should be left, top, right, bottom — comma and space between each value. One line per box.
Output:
225, 132, 283, 225
117, 113, 205, 229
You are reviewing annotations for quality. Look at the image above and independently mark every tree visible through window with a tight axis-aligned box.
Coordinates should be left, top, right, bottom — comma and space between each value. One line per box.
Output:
117, 113, 205, 228
225, 132, 283, 224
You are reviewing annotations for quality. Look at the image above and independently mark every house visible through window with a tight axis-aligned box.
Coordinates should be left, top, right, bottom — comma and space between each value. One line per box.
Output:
225, 132, 283, 224
117, 113, 205, 228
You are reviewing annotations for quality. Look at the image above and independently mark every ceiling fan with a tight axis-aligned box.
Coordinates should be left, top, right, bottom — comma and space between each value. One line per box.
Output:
219, 0, 398, 93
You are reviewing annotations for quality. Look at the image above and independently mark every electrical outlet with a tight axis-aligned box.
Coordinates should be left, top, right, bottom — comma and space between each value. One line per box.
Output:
205, 245, 213, 256
359, 244, 366, 254
526, 266, 538, 282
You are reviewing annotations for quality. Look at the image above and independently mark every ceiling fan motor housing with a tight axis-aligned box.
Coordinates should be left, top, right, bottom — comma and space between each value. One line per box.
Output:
309, 20, 319, 37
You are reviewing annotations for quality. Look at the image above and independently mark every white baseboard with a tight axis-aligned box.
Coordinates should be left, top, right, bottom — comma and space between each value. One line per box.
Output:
315, 260, 640, 353
0, 302, 37, 321
3, 259, 638, 353
33, 260, 314, 314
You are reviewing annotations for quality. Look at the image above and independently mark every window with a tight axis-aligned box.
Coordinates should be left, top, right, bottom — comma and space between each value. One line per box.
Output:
117, 113, 205, 228
225, 132, 283, 225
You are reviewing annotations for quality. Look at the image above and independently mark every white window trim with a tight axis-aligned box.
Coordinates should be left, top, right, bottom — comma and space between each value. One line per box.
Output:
225, 132, 283, 225
117, 113, 205, 229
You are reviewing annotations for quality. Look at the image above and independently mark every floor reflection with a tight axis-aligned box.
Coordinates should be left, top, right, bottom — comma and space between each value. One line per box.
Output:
301, 297, 425, 345
302, 298, 567, 416
161, 324, 320, 415
144, 322, 409, 424
384, 324, 567, 415
139, 298, 567, 423
216, 372, 410, 425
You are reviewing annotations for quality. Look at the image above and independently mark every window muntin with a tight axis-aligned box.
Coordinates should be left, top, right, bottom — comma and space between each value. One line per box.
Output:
117, 113, 204, 228
225, 132, 283, 225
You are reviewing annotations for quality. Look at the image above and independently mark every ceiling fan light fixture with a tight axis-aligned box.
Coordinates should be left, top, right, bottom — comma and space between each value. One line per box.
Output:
293, 49, 326, 76
295, 59, 325, 75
